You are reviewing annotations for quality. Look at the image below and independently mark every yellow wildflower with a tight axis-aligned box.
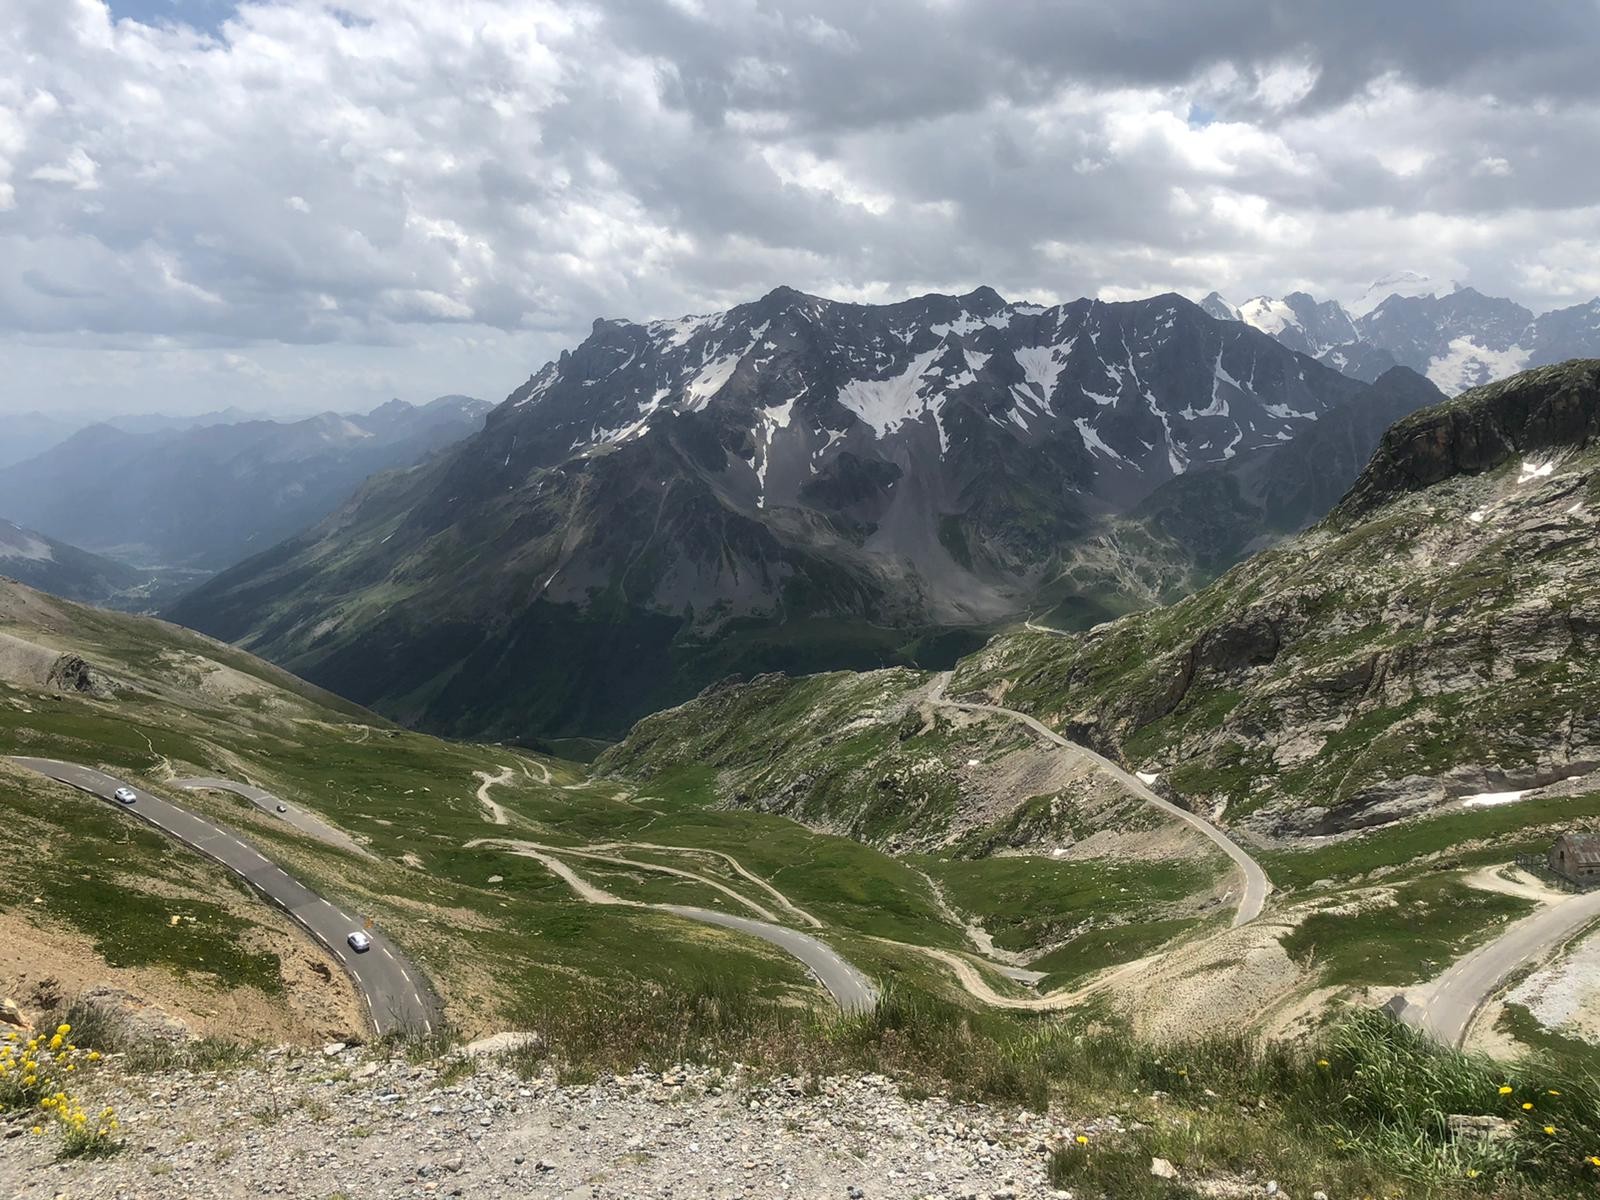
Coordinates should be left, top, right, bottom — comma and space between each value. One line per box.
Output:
1522, 1102, 1534, 1111
1075, 1134, 1089, 1145
1544, 1125, 1557, 1136
1498, 1085, 1513, 1095
56, 1024, 69, 1036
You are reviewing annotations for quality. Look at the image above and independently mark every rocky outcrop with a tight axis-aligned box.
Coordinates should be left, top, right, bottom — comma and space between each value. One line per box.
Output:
956, 361, 1600, 839
46, 653, 114, 699
1337, 359, 1600, 520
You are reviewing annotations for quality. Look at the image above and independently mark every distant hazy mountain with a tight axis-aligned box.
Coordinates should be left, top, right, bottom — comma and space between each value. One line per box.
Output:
0, 412, 83, 469
169, 286, 1444, 740
0, 518, 151, 605
1206, 285, 1600, 394
0, 406, 295, 469
0, 396, 490, 572
98, 406, 279, 436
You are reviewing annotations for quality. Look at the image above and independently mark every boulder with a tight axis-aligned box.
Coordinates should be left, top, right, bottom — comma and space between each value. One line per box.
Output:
456, 1030, 543, 1060
1446, 1113, 1516, 1144
75, 986, 193, 1046
0, 996, 28, 1030
46, 653, 114, 699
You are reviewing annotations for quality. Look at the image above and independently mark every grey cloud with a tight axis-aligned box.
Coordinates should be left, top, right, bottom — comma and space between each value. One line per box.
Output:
1, 0, 1599, 417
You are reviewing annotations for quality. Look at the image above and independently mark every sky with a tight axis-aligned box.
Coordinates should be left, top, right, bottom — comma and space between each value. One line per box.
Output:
3, 1, 1599, 417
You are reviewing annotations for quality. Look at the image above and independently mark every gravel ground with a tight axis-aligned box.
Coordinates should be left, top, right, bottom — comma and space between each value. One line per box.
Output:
0, 1045, 1109, 1199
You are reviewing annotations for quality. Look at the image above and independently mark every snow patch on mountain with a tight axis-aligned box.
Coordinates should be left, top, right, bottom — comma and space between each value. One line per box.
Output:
650, 312, 719, 349
1238, 297, 1300, 339
1074, 417, 1124, 463
753, 392, 804, 506
835, 348, 945, 442
1426, 337, 1531, 395
685, 351, 743, 410
0, 524, 53, 563
930, 310, 1011, 337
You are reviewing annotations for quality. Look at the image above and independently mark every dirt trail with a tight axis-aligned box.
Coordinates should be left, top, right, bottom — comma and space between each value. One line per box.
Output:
1462, 864, 1566, 906
473, 767, 515, 825
912, 866, 1040, 973
480, 839, 784, 922
466, 838, 876, 1012
481, 841, 627, 905
483, 837, 1075, 1008
584, 841, 824, 928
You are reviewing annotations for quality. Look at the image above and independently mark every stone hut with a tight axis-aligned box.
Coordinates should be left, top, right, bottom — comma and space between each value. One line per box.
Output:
1548, 833, 1600, 886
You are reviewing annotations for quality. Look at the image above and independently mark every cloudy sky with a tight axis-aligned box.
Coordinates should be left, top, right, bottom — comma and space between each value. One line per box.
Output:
4, 0, 1599, 416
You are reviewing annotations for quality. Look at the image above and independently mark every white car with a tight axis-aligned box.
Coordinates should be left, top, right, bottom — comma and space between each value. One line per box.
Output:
113, 787, 137, 804
347, 931, 373, 953
275, 803, 287, 813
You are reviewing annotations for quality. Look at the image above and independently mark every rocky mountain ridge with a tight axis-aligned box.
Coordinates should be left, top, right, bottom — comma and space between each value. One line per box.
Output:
167, 286, 1448, 739
1208, 285, 1600, 395
953, 359, 1600, 838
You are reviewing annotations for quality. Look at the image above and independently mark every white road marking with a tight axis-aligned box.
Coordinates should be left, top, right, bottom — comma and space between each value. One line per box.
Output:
12, 759, 439, 1036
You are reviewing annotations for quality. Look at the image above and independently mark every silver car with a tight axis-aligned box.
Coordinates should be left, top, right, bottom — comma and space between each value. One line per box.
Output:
113, 787, 137, 804
347, 931, 373, 953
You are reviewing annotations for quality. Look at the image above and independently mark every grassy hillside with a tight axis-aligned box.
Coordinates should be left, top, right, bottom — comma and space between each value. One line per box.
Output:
0, 580, 936, 1034
952, 361, 1600, 839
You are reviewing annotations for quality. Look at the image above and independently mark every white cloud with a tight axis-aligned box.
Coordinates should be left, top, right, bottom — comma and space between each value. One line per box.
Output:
29, 146, 100, 190
0, 0, 1596, 415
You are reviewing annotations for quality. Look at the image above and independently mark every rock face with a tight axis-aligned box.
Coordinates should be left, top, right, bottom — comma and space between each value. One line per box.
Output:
1339, 361, 1600, 517
168, 286, 1442, 740
45, 652, 114, 699
1208, 286, 1600, 395
954, 360, 1600, 838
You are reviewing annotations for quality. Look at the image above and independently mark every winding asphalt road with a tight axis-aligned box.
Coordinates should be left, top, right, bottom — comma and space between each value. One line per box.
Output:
10, 757, 440, 1038
660, 905, 879, 1014
1403, 888, 1600, 1047
934, 675, 1272, 926
472, 837, 879, 1014
172, 776, 374, 859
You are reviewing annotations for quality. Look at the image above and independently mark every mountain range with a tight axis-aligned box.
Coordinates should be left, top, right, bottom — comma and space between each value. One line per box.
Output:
1204, 285, 1600, 394
604, 357, 1600, 859
168, 286, 1449, 739
0, 406, 284, 469
0, 395, 490, 575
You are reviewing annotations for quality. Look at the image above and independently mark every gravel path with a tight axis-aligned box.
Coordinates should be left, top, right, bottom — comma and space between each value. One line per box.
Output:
473, 767, 515, 826
469, 838, 880, 1014
0, 1049, 1098, 1199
